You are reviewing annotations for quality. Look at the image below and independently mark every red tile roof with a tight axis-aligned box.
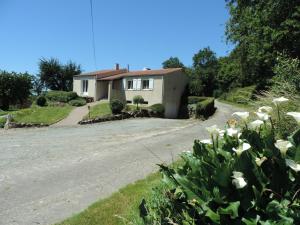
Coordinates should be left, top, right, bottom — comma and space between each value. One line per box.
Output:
99, 68, 182, 81
75, 69, 128, 79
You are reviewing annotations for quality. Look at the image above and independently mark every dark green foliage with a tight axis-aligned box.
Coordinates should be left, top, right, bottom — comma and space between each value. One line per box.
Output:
272, 54, 300, 93
221, 85, 257, 105
195, 97, 215, 119
133, 95, 144, 110
46, 91, 78, 103
150, 104, 165, 116
141, 114, 300, 224
162, 57, 185, 69
68, 98, 86, 107
225, 0, 300, 87
0, 71, 32, 110
39, 58, 81, 91
110, 99, 124, 114
36, 96, 47, 107
188, 96, 207, 104
189, 47, 219, 96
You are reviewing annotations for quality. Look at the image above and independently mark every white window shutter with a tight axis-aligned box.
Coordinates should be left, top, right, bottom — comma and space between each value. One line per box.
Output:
133, 79, 137, 90
137, 79, 141, 90
149, 78, 154, 89
123, 78, 126, 90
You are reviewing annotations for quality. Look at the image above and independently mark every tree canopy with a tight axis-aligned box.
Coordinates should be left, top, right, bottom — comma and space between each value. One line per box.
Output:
39, 58, 81, 91
162, 57, 185, 69
0, 71, 32, 110
225, 0, 300, 86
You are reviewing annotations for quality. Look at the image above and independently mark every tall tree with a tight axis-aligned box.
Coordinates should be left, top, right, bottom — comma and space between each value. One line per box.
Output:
192, 47, 219, 96
226, 0, 300, 87
39, 58, 81, 91
0, 71, 32, 110
162, 57, 185, 69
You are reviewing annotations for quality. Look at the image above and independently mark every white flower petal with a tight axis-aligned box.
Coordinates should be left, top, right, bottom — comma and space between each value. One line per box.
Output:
232, 171, 247, 189
232, 142, 251, 156
286, 159, 300, 172
249, 120, 264, 129
258, 106, 273, 114
232, 112, 250, 120
275, 140, 293, 155
272, 97, 289, 104
287, 112, 300, 124
255, 157, 267, 167
200, 139, 213, 145
255, 112, 269, 121
226, 128, 239, 137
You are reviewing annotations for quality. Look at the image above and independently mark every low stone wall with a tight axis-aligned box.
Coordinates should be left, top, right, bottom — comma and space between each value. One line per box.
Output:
79, 109, 163, 125
5, 122, 49, 129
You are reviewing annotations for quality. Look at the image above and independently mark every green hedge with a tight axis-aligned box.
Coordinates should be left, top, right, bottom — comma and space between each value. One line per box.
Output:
188, 96, 207, 104
195, 97, 215, 119
69, 98, 87, 107
150, 104, 165, 116
46, 91, 78, 103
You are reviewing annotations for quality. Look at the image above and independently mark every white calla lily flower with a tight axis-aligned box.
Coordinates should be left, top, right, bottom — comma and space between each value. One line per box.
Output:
217, 129, 225, 137
286, 159, 300, 172
232, 171, 247, 189
272, 97, 289, 105
249, 120, 264, 129
255, 112, 269, 121
200, 139, 213, 145
258, 106, 273, 114
275, 140, 293, 155
206, 125, 219, 135
232, 112, 250, 121
287, 112, 300, 124
232, 142, 251, 156
255, 157, 267, 167
226, 128, 239, 137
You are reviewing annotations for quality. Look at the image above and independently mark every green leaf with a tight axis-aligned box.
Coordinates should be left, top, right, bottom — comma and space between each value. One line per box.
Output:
291, 128, 300, 146
205, 208, 220, 223
218, 201, 240, 219
242, 215, 260, 225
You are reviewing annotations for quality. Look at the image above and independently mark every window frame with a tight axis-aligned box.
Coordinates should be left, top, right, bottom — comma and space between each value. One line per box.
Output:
142, 79, 150, 90
82, 80, 88, 93
127, 79, 133, 90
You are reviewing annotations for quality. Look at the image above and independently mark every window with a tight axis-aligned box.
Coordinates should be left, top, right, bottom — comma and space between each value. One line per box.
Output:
127, 80, 133, 90
82, 80, 88, 93
142, 80, 149, 89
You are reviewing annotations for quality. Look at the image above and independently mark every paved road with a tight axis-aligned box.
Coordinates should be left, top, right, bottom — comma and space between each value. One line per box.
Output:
0, 101, 241, 225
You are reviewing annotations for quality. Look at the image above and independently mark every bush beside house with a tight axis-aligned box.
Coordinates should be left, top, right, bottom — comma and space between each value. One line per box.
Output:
187, 96, 216, 119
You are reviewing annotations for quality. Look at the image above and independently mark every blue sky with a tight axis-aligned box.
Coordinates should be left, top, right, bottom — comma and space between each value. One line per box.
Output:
0, 0, 233, 74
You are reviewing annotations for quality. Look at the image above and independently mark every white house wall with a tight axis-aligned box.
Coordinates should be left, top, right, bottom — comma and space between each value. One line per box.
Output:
73, 76, 96, 99
122, 76, 163, 105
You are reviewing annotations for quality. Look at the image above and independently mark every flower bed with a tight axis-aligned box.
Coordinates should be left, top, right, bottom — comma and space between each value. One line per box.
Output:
140, 96, 300, 224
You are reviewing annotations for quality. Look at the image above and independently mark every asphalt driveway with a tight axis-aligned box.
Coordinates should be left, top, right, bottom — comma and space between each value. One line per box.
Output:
0, 101, 241, 225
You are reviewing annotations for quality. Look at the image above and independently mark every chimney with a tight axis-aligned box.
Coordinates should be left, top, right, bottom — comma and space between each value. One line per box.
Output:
115, 63, 120, 70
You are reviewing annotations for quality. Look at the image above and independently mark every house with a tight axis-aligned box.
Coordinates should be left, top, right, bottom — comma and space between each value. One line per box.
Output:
73, 64, 187, 118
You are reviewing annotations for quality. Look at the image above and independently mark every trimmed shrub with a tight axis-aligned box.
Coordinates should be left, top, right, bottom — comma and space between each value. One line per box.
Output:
68, 98, 86, 107
188, 96, 207, 104
110, 99, 124, 114
133, 95, 144, 109
150, 104, 165, 117
195, 97, 215, 119
36, 96, 47, 107
46, 91, 78, 103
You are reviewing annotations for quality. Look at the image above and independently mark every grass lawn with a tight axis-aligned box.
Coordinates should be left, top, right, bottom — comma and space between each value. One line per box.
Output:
57, 172, 161, 225
12, 105, 74, 125
85, 102, 112, 119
